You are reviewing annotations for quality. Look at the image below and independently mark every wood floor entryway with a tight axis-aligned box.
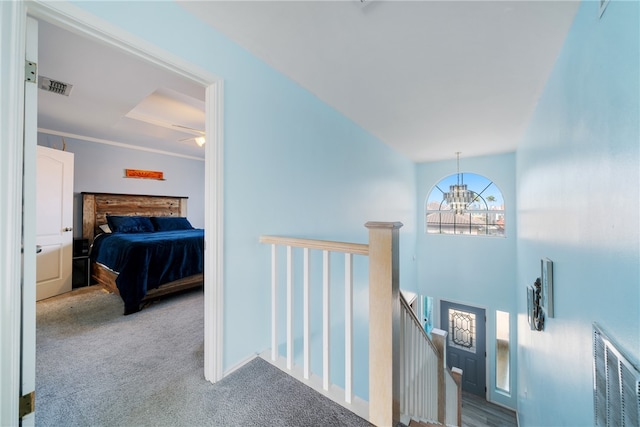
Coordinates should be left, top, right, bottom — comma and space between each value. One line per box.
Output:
408, 392, 517, 427
461, 392, 517, 427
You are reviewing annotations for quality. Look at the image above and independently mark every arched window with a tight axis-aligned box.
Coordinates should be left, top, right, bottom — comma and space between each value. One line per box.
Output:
425, 173, 505, 236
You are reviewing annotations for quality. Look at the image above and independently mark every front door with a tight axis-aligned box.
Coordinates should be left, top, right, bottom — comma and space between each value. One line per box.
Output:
440, 300, 486, 397
35, 145, 74, 301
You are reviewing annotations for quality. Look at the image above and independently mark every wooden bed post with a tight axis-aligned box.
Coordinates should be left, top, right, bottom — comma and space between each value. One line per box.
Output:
82, 193, 96, 242
179, 199, 187, 217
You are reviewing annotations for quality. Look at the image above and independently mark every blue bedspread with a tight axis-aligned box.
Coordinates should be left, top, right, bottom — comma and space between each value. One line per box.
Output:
91, 229, 204, 313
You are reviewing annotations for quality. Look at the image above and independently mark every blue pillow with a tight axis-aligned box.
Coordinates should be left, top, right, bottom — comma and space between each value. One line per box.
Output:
151, 216, 194, 231
106, 215, 154, 233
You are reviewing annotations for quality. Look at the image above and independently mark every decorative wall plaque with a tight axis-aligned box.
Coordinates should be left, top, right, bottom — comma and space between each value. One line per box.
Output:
124, 169, 165, 180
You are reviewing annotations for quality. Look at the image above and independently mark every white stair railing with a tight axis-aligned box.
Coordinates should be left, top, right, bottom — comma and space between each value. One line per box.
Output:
400, 295, 439, 422
259, 235, 369, 417
260, 222, 462, 427
399, 295, 463, 426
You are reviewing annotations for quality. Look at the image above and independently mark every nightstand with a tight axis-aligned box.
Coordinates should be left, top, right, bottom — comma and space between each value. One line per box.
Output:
72, 239, 90, 288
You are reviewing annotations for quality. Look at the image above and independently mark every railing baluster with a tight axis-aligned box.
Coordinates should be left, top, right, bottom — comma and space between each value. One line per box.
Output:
407, 313, 412, 414
303, 247, 310, 380
344, 252, 353, 404
286, 245, 293, 370
407, 315, 412, 413
406, 320, 411, 413
424, 337, 428, 418
416, 322, 421, 415
418, 324, 423, 415
322, 250, 330, 391
411, 318, 416, 414
406, 312, 410, 414
271, 244, 277, 361
424, 333, 428, 417
419, 329, 425, 418
409, 316, 414, 413
417, 330, 421, 417
400, 308, 405, 413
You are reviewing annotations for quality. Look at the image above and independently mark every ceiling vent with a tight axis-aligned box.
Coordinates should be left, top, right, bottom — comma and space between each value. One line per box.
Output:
38, 76, 73, 96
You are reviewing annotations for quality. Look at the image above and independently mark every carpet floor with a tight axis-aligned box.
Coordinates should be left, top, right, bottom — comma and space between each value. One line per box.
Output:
35, 286, 371, 427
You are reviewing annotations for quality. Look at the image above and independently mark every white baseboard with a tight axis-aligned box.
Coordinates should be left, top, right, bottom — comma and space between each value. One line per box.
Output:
222, 353, 260, 378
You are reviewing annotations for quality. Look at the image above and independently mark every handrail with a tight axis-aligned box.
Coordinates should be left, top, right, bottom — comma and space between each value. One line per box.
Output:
259, 235, 369, 255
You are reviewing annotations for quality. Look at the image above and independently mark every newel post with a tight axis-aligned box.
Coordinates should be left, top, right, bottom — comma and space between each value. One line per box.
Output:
366, 221, 403, 427
431, 328, 447, 425
451, 367, 463, 427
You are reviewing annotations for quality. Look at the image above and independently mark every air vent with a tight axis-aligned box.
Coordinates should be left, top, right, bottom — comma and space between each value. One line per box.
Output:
38, 76, 73, 96
593, 323, 640, 426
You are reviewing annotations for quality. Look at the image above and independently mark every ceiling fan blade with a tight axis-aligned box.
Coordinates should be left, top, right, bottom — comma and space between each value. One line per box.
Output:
172, 124, 204, 135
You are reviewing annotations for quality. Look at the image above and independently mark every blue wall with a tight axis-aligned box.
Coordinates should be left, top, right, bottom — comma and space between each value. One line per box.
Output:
516, 1, 639, 425
70, 1, 417, 391
60, 2, 640, 418
38, 134, 205, 236
416, 152, 518, 409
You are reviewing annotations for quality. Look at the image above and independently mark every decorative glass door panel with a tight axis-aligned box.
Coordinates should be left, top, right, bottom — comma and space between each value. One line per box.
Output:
449, 309, 476, 353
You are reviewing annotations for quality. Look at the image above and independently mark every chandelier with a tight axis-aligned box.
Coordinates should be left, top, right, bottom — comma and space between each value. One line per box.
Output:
444, 152, 473, 215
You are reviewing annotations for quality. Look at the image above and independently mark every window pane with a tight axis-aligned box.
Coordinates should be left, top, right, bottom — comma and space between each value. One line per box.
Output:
425, 173, 505, 237
496, 310, 510, 393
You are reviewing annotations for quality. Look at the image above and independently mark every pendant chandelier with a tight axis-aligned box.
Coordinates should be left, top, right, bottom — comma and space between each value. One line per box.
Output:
444, 152, 473, 215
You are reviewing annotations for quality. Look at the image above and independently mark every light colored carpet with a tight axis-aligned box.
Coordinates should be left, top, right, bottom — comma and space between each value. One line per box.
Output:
36, 286, 371, 426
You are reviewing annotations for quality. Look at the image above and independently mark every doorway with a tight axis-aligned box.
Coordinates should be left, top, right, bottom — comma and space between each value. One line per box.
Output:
27, 3, 224, 383
0, 2, 225, 423
440, 300, 486, 397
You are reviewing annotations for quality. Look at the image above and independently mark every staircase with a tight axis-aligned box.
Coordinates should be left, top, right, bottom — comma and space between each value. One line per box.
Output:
260, 222, 462, 426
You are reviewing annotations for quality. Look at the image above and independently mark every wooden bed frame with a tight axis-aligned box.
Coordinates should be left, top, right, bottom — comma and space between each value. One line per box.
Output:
82, 192, 203, 308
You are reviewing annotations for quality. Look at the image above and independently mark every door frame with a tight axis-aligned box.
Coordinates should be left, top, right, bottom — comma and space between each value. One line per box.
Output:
0, 2, 225, 423
0, 2, 28, 422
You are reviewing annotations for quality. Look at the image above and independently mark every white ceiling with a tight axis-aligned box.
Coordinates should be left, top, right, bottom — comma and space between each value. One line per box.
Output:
37, 19, 207, 159
179, 0, 579, 162
37, 1, 580, 163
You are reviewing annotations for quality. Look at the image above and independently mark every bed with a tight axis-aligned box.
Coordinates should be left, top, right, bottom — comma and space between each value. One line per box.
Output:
82, 192, 204, 314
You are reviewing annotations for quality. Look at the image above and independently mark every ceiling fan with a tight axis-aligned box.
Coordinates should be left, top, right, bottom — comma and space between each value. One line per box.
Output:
122, 110, 206, 147
172, 124, 206, 147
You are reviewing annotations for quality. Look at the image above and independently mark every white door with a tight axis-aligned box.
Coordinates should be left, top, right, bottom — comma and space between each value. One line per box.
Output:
36, 145, 74, 301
